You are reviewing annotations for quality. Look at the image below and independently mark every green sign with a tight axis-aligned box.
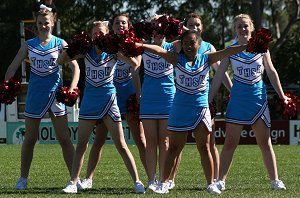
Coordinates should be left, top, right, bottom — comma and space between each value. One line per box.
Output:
6, 121, 134, 144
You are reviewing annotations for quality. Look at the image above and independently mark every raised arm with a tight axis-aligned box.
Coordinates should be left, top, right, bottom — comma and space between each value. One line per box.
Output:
5, 42, 28, 81
208, 44, 247, 66
263, 50, 289, 102
210, 45, 232, 91
209, 58, 230, 103
136, 43, 179, 65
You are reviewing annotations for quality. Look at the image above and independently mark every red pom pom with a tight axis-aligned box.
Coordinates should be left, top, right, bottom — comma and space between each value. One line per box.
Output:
93, 31, 120, 54
282, 93, 300, 119
66, 31, 93, 58
165, 17, 183, 40
56, 86, 80, 107
154, 15, 183, 40
0, 78, 21, 104
246, 28, 272, 53
132, 21, 154, 41
118, 29, 144, 57
154, 15, 170, 35
126, 94, 140, 121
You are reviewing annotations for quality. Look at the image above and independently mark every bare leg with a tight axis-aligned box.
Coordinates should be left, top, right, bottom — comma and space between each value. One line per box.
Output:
85, 123, 108, 179
193, 122, 214, 184
161, 131, 187, 183
210, 118, 220, 180
104, 115, 140, 183
252, 119, 278, 180
142, 119, 158, 181
20, 117, 41, 178
168, 152, 182, 181
51, 113, 75, 175
157, 119, 170, 180
125, 113, 148, 178
218, 123, 243, 181
70, 119, 96, 183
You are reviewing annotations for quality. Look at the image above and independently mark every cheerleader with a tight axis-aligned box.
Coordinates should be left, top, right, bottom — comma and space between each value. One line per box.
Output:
182, 12, 232, 182
136, 30, 246, 194
139, 15, 177, 191
210, 14, 287, 191
59, 21, 144, 194
5, 9, 80, 190
77, 13, 149, 193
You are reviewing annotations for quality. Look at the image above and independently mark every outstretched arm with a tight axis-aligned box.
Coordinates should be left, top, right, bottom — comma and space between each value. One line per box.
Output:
263, 50, 289, 102
210, 45, 232, 91
136, 43, 179, 65
209, 58, 230, 103
208, 44, 247, 65
5, 42, 28, 81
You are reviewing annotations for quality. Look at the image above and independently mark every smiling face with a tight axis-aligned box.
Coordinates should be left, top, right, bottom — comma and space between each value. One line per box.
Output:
112, 15, 129, 34
186, 17, 203, 33
36, 14, 54, 34
234, 15, 254, 43
181, 31, 201, 60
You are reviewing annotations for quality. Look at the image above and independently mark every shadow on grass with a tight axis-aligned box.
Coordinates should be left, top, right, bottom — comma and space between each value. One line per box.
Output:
0, 187, 141, 195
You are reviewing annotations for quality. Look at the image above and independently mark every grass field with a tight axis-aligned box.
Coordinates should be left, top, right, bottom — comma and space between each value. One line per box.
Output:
0, 144, 299, 198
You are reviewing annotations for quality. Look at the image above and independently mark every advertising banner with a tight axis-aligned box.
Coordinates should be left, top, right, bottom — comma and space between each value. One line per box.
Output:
187, 120, 290, 145
5, 120, 296, 145
6, 122, 134, 144
289, 120, 300, 145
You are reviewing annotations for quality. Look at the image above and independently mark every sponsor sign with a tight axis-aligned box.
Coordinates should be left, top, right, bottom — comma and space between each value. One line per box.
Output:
289, 120, 300, 145
187, 120, 290, 145
6, 121, 134, 144
5, 120, 296, 145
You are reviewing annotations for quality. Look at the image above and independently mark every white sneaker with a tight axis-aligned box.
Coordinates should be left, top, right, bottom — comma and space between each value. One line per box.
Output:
271, 180, 286, 190
168, 180, 175, 190
154, 182, 169, 194
207, 183, 221, 194
215, 179, 225, 191
134, 181, 145, 194
79, 178, 93, 190
16, 177, 27, 190
62, 181, 77, 194
147, 180, 157, 192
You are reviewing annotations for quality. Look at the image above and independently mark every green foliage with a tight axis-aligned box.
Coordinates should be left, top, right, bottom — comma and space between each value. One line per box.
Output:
0, 144, 299, 197
273, 24, 300, 85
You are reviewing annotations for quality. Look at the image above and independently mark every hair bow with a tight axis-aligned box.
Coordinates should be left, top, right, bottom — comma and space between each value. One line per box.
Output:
93, 20, 109, 26
40, 4, 52, 12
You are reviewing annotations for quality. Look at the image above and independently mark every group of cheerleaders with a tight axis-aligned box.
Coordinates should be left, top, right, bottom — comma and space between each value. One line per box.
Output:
5, 3, 288, 195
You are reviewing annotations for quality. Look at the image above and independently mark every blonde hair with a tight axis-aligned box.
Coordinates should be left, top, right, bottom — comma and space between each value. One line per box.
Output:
93, 21, 109, 33
34, 9, 56, 23
233, 14, 254, 32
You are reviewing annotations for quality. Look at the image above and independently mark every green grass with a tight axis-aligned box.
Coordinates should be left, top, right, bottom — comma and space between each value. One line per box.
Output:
0, 144, 299, 197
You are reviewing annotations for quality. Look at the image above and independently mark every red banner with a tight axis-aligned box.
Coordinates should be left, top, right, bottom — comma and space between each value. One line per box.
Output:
187, 120, 289, 145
